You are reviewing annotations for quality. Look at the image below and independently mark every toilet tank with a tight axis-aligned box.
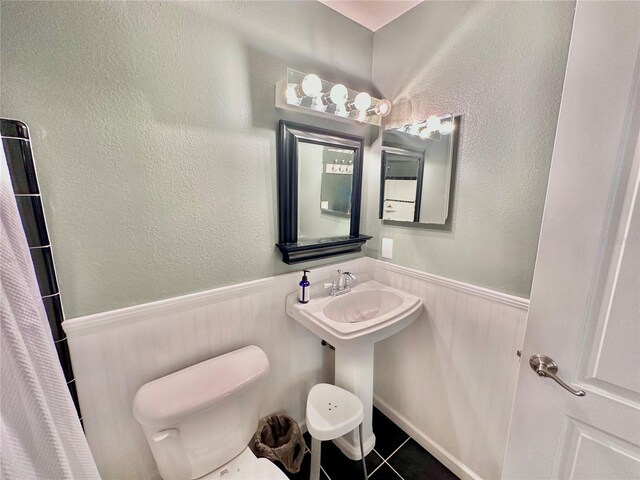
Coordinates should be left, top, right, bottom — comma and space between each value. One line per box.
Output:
133, 346, 270, 480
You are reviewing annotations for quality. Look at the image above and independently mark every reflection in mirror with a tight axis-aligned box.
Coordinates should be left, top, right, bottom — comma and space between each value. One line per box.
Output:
380, 150, 422, 222
297, 143, 353, 240
380, 114, 457, 225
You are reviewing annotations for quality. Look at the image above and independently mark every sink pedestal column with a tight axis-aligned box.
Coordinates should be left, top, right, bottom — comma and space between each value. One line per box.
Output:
332, 342, 376, 460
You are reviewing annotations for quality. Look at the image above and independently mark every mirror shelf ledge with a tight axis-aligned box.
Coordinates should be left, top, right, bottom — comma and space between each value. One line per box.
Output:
276, 234, 373, 264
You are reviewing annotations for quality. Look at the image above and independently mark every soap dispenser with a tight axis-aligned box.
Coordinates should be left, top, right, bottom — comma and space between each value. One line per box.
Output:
298, 270, 310, 304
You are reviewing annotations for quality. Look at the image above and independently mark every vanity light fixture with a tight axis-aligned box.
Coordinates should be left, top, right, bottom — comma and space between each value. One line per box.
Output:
276, 68, 391, 126
439, 120, 454, 135
418, 127, 432, 139
285, 84, 304, 105
426, 115, 441, 132
367, 99, 392, 118
397, 113, 456, 139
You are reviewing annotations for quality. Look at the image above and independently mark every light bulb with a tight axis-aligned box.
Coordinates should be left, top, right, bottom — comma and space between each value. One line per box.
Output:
419, 128, 431, 139
301, 74, 322, 97
354, 92, 372, 111
311, 96, 328, 112
329, 84, 348, 105
366, 98, 392, 117
374, 99, 392, 117
335, 103, 349, 117
285, 84, 303, 105
426, 115, 441, 132
439, 121, 454, 135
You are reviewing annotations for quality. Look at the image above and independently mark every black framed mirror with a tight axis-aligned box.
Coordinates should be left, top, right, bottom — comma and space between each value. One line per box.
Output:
276, 120, 371, 264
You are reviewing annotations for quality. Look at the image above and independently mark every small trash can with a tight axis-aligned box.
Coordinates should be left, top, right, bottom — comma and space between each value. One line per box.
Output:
249, 414, 306, 473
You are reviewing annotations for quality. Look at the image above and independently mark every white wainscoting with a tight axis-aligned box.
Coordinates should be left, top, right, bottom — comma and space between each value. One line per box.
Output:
64, 257, 528, 480
372, 261, 529, 480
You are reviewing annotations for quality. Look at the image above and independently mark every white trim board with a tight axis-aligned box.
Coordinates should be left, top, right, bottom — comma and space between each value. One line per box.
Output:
375, 261, 529, 311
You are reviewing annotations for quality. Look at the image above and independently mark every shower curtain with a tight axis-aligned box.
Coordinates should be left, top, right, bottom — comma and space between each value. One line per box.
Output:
0, 150, 100, 479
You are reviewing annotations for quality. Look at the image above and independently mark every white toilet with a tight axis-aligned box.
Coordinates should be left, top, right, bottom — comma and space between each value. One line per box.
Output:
133, 346, 289, 480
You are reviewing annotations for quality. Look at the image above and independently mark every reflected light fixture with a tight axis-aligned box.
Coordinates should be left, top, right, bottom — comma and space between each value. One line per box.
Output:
439, 120, 454, 134
277, 68, 391, 126
418, 126, 432, 139
397, 114, 455, 139
426, 115, 441, 132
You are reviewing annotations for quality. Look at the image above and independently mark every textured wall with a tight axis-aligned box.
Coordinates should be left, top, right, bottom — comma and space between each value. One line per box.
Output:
0, 1, 373, 317
365, 1, 575, 297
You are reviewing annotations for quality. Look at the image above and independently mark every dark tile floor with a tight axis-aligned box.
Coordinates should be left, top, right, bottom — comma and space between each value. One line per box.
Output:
277, 407, 459, 480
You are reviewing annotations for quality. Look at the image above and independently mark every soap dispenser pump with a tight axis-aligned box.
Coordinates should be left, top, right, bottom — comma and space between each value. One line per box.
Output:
298, 270, 310, 304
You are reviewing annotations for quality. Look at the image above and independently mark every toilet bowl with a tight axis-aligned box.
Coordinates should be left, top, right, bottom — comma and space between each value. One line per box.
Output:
133, 346, 288, 480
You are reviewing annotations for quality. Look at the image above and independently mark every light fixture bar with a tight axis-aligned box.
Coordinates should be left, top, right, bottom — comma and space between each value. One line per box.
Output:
394, 114, 456, 139
275, 68, 391, 127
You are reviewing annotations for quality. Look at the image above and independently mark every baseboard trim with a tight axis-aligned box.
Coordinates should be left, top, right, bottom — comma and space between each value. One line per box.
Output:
375, 261, 530, 310
373, 394, 483, 480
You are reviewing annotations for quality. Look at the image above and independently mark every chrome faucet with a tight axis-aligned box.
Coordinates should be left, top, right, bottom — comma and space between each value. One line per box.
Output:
324, 270, 357, 296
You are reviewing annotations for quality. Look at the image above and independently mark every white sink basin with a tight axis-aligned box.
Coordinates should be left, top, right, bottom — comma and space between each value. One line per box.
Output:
286, 279, 423, 346
323, 289, 404, 323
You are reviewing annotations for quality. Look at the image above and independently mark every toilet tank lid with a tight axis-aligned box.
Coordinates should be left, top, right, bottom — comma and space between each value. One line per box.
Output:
133, 346, 269, 428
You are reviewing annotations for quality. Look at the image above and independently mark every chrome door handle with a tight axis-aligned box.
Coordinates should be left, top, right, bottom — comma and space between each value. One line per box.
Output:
529, 354, 586, 397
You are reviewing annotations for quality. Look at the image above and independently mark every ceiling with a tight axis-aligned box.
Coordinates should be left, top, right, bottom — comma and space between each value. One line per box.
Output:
318, 1, 423, 32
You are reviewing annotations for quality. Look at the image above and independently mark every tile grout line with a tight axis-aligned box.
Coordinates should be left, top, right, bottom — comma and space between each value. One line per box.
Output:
384, 436, 410, 463
302, 428, 414, 480
320, 465, 331, 480
368, 463, 383, 478
380, 437, 411, 480
367, 450, 386, 478
386, 460, 406, 480
302, 443, 331, 480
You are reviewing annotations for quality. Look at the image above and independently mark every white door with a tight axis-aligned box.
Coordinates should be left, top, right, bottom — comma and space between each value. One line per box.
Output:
503, 1, 640, 479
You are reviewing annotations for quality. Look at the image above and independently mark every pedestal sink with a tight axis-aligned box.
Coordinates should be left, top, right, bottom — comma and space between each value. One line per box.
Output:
286, 277, 423, 460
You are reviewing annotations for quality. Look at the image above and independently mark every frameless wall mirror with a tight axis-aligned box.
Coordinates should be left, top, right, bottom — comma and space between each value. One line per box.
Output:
380, 114, 458, 225
277, 121, 371, 264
